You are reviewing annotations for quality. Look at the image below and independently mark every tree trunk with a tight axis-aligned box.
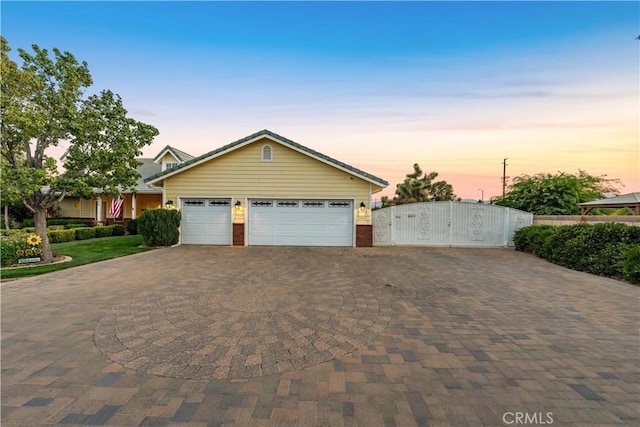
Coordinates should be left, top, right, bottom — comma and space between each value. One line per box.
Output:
34, 208, 53, 263
3, 204, 9, 230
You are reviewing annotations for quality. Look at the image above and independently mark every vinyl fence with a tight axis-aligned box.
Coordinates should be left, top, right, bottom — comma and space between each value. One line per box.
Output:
373, 202, 533, 247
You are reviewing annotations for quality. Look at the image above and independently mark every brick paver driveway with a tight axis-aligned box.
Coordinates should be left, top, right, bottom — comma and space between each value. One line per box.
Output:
2, 246, 639, 426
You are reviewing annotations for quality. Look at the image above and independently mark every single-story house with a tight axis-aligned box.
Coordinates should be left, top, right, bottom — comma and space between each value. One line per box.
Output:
144, 129, 388, 247
57, 145, 195, 223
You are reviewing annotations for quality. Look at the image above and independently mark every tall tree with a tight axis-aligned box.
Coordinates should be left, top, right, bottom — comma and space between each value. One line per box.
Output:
494, 170, 620, 215
1, 38, 158, 262
386, 163, 456, 206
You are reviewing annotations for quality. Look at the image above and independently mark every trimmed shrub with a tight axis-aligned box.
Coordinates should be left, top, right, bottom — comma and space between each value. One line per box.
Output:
74, 227, 96, 240
65, 223, 92, 229
47, 225, 66, 231
48, 229, 76, 243
20, 218, 35, 228
137, 208, 181, 247
126, 218, 138, 235
513, 225, 555, 256
112, 224, 125, 236
515, 223, 640, 283
94, 226, 113, 238
620, 245, 640, 284
3, 229, 31, 237
47, 218, 91, 226
21, 218, 94, 229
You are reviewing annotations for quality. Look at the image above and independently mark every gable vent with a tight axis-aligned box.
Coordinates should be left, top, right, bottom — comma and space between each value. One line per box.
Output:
262, 145, 273, 161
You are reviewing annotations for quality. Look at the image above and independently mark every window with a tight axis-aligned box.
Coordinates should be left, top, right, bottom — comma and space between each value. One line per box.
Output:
329, 201, 351, 208
164, 162, 178, 170
261, 145, 273, 161
303, 201, 325, 208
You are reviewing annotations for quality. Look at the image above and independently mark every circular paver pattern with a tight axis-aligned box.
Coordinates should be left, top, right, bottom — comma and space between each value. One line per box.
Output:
94, 282, 392, 380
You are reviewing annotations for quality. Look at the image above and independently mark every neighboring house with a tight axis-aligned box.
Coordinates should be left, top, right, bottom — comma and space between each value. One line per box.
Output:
144, 129, 389, 247
57, 146, 195, 224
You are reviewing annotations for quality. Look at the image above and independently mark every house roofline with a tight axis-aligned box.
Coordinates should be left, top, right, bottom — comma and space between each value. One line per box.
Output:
144, 129, 389, 188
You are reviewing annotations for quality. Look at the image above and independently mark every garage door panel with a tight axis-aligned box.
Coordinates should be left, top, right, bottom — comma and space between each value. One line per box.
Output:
181, 199, 231, 245
248, 199, 353, 246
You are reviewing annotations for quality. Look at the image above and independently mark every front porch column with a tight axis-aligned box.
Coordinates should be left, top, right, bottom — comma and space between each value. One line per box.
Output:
131, 194, 137, 219
96, 197, 103, 223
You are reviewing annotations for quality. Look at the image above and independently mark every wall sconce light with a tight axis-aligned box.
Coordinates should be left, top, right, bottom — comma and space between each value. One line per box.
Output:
359, 201, 366, 212
165, 200, 173, 209
234, 200, 242, 210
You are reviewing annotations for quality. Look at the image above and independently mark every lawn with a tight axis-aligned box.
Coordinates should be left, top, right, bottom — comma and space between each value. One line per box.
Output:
1, 235, 152, 280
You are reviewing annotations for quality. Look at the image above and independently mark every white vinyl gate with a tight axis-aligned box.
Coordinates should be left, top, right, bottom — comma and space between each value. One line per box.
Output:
373, 202, 532, 247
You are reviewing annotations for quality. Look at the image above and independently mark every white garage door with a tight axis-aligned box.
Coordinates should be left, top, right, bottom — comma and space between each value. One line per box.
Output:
248, 199, 353, 246
181, 198, 232, 245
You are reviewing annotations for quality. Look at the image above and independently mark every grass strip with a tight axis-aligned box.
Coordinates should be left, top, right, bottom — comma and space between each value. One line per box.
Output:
1, 235, 152, 280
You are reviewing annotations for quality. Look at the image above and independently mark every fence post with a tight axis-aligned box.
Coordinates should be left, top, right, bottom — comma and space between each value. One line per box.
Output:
448, 201, 453, 247
503, 208, 510, 247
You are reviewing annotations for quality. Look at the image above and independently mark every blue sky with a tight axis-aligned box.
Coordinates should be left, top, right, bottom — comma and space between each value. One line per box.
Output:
3, 1, 639, 199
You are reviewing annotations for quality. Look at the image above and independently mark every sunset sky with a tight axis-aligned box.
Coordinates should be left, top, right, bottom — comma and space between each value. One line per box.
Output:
3, 1, 638, 200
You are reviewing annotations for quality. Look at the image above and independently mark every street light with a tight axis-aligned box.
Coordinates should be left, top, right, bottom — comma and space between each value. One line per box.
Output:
478, 189, 484, 203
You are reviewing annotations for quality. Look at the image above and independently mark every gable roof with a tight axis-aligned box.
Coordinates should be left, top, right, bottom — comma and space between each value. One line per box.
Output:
579, 192, 640, 207
579, 192, 640, 215
144, 129, 389, 188
153, 145, 195, 163
133, 159, 163, 193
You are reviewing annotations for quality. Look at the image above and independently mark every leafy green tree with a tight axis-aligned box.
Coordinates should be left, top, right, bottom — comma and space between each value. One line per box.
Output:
384, 163, 456, 206
494, 170, 620, 215
1, 38, 158, 262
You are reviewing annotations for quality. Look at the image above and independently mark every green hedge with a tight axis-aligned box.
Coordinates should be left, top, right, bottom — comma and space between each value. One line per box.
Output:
126, 218, 138, 235
48, 229, 76, 243
3, 229, 30, 237
65, 223, 92, 229
95, 226, 113, 238
620, 246, 640, 284
138, 209, 181, 247
514, 223, 640, 283
93, 224, 125, 238
112, 224, 125, 236
20, 218, 93, 228
74, 227, 96, 240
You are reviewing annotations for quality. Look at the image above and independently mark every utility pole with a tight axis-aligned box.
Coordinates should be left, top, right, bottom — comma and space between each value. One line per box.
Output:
502, 158, 508, 199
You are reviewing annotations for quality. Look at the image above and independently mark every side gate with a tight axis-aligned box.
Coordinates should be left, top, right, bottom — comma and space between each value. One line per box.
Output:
372, 202, 532, 247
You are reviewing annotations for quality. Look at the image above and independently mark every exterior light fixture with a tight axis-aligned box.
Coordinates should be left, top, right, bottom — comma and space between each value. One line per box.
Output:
234, 200, 242, 210
165, 200, 173, 209
359, 201, 366, 212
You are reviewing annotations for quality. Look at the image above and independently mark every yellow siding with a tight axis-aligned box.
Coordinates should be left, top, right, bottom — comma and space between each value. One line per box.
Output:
57, 197, 95, 218
164, 138, 372, 224
160, 153, 177, 163
135, 194, 162, 215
